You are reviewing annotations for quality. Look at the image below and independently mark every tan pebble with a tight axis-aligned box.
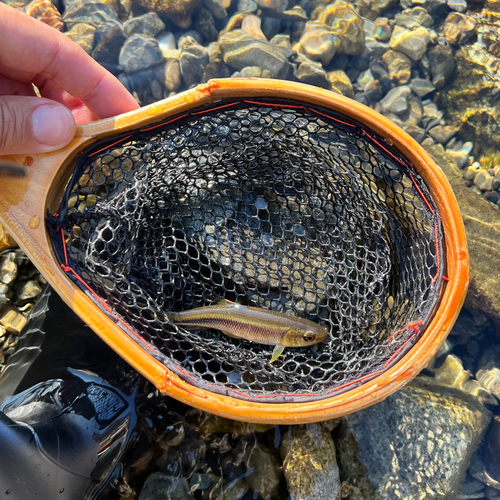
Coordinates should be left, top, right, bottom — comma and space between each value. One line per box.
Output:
0, 252, 18, 285
0, 223, 18, 253
0, 306, 28, 334
241, 15, 267, 40
23, 0, 63, 30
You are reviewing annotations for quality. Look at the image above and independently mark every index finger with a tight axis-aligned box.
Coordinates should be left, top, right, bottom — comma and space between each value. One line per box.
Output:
0, 4, 140, 118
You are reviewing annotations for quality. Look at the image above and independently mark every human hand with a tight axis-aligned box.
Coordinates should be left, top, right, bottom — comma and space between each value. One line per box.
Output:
0, 3, 140, 155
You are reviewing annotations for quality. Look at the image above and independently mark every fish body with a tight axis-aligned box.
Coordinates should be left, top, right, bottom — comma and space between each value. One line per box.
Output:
166, 300, 328, 362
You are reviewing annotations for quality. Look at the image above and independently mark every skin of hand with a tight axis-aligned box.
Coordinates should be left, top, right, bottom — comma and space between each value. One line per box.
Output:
0, 3, 140, 155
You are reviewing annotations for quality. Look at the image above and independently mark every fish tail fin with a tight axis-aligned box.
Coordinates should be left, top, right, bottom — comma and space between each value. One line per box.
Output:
270, 345, 285, 363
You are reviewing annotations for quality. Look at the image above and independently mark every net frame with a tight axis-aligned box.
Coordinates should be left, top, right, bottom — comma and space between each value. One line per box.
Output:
0, 79, 469, 423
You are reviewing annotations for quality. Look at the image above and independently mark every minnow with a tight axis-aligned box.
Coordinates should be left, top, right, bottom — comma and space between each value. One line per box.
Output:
166, 300, 328, 362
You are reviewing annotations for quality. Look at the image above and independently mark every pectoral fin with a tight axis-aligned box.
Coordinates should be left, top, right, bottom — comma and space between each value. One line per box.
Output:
270, 345, 285, 363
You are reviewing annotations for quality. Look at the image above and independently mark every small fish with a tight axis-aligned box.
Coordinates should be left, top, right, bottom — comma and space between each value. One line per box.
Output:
166, 300, 328, 362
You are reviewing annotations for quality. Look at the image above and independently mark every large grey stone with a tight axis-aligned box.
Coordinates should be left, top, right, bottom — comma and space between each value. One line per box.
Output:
338, 377, 491, 499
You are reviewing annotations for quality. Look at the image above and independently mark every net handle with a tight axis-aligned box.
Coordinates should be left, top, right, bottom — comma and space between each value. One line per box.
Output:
0, 79, 468, 423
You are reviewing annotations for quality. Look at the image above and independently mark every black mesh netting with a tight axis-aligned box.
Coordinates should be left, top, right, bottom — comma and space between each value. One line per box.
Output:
47, 99, 445, 403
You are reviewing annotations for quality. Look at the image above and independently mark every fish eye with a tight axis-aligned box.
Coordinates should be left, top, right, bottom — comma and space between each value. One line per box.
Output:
303, 331, 316, 342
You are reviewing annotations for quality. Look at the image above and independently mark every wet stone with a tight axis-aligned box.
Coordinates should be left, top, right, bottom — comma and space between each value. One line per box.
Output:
132, 0, 199, 28
202, 0, 227, 20
119, 67, 167, 105
294, 58, 330, 89
179, 36, 209, 88
426, 44, 454, 89
197, 414, 274, 436
177, 30, 203, 47
447, 141, 473, 169
195, 8, 219, 43
63, 0, 119, 30
23, 0, 63, 30
382, 49, 412, 84
0, 253, 17, 285
0, 225, 17, 254
389, 25, 431, 61
119, 34, 164, 73
155, 55, 182, 91
428, 124, 460, 144
123, 12, 166, 37
237, 0, 257, 11
92, 22, 127, 68
241, 14, 267, 40
378, 85, 411, 114
328, 70, 354, 97
139, 472, 194, 500
219, 29, 290, 79
448, 0, 468, 11
232, 66, 273, 77
443, 12, 476, 46
338, 377, 492, 500
0, 306, 27, 335
474, 171, 493, 191
65, 22, 97, 54
374, 17, 391, 41
409, 77, 435, 97
280, 424, 341, 500
14, 280, 42, 303
246, 442, 281, 498
295, 22, 337, 65
317, 1, 366, 55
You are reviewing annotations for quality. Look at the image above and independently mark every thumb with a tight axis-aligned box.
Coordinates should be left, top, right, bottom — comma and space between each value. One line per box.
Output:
0, 96, 76, 155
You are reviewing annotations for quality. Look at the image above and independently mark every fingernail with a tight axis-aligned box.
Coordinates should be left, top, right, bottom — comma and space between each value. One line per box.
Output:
32, 104, 75, 146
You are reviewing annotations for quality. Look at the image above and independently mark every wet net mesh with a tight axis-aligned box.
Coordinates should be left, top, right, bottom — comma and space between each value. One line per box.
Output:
47, 99, 445, 403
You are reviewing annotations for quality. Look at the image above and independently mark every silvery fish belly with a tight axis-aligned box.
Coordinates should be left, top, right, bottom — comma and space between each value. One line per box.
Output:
166, 300, 329, 362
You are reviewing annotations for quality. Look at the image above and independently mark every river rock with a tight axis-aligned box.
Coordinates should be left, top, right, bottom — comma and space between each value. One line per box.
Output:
139, 472, 194, 500
0, 225, 17, 254
294, 22, 337, 65
389, 25, 431, 61
202, 0, 227, 19
119, 67, 167, 105
23, 0, 63, 30
443, 12, 477, 46
123, 12, 165, 37
154, 56, 181, 91
179, 36, 209, 87
378, 85, 411, 114
132, 0, 200, 29
374, 17, 392, 41
232, 66, 273, 77
426, 44, 455, 88
363, 18, 389, 57
219, 29, 290, 78
281, 424, 341, 500
246, 443, 281, 498
337, 377, 491, 500
328, 70, 354, 97
317, 1, 366, 55
426, 144, 500, 326
63, 0, 119, 30
294, 57, 330, 88
382, 49, 412, 84
241, 14, 267, 40
119, 34, 164, 73
428, 124, 460, 144
354, 0, 398, 19
195, 8, 219, 42
409, 77, 435, 96
92, 22, 127, 69
65, 22, 96, 54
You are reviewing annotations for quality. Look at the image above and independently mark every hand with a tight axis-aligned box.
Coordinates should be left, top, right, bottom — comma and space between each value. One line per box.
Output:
0, 4, 140, 155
